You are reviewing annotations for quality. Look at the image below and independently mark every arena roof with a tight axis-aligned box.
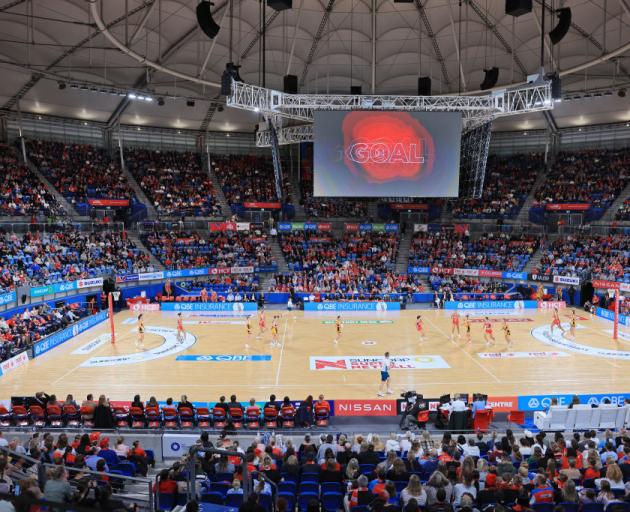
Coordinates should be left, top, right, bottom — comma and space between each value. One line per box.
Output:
0, 0, 629, 133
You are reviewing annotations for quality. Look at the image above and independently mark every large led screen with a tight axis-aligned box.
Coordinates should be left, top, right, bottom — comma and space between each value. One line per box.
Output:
313, 111, 462, 197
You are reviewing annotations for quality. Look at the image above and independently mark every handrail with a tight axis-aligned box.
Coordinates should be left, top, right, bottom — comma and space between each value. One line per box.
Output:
186, 446, 250, 502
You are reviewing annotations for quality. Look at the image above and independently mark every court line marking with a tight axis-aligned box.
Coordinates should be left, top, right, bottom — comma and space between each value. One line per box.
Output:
423, 315, 501, 383
274, 314, 290, 386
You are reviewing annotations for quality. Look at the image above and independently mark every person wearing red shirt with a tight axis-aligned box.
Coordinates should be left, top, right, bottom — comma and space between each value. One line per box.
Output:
349, 475, 371, 509
529, 475, 555, 504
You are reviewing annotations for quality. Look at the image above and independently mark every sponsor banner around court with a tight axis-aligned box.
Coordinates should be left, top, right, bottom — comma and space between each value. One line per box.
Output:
161, 302, 257, 312
243, 202, 281, 209
518, 392, 630, 411
545, 203, 591, 211
334, 399, 396, 417
592, 280, 630, 292
277, 222, 332, 231
163, 433, 202, 458
304, 301, 400, 312
478, 351, 569, 359
539, 301, 566, 310
553, 275, 580, 286
129, 303, 160, 312
529, 274, 552, 282
321, 320, 393, 325
408, 266, 431, 274
30, 280, 78, 297
445, 300, 537, 310
596, 307, 629, 326
0, 290, 16, 306
209, 221, 251, 232
406, 267, 527, 281
32, 310, 108, 358
138, 271, 165, 281
72, 334, 111, 355
77, 277, 104, 289
175, 354, 271, 362
87, 198, 130, 207
0, 351, 29, 376
310, 355, 449, 371
345, 223, 399, 232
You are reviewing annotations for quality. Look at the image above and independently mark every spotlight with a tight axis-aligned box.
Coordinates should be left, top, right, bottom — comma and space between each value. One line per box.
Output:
549, 8, 571, 45
618, 89, 626, 98
128, 93, 137, 99
417, 76, 431, 96
58, 81, 66, 90
144, 97, 153, 102
196, 1, 220, 39
546, 72, 562, 100
157, 97, 165, 106
480, 67, 499, 90
186, 100, 195, 107
137, 95, 146, 100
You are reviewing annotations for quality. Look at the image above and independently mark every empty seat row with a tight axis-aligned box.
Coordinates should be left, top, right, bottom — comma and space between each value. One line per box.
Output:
534, 405, 630, 430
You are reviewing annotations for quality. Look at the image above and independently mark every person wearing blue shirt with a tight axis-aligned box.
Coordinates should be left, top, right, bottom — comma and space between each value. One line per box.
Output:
472, 399, 487, 417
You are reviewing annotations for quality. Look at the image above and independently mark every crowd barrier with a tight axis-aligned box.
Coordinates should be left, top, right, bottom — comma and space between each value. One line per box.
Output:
31, 310, 109, 358
160, 302, 257, 312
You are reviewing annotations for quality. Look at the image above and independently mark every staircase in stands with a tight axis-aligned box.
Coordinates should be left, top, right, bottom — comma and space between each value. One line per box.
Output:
262, 236, 290, 290
24, 156, 85, 220
395, 230, 412, 274
126, 231, 165, 271
289, 170, 305, 219
512, 159, 551, 226
522, 244, 545, 275
598, 180, 630, 222
203, 153, 231, 218
119, 161, 158, 219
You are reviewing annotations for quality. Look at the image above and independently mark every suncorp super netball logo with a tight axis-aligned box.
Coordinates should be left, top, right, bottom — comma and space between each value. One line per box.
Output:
342, 111, 435, 183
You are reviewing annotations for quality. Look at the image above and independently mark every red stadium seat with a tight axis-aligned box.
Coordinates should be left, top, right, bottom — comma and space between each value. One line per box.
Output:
130, 407, 145, 428
46, 404, 63, 427
63, 405, 80, 427
80, 406, 94, 428
508, 410, 525, 426
314, 404, 330, 427
28, 405, 46, 427
0, 405, 12, 427
113, 406, 130, 428
280, 405, 296, 428
145, 406, 162, 428
229, 407, 244, 429
179, 407, 195, 428
12, 405, 28, 426
197, 407, 211, 428
162, 406, 179, 429
212, 407, 227, 429
246, 408, 260, 429
263, 407, 278, 428
473, 409, 493, 432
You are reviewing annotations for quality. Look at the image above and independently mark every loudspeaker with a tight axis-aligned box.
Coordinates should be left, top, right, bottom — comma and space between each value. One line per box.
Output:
505, 0, 532, 17
267, 0, 292, 10
549, 8, 571, 45
283, 74, 298, 94
480, 67, 499, 90
417, 76, 431, 96
549, 73, 561, 100
196, 1, 220, 39
221, 62, 242, 96
350, 85, 362, 95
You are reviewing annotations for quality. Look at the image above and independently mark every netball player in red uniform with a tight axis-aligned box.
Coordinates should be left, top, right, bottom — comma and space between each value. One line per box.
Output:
550, 306, 564, 335
483, 316, 495, 346
416, 315, 426, 343
257, 307, 266, 337
451, 311, 461, 340
176, 313, 185, 344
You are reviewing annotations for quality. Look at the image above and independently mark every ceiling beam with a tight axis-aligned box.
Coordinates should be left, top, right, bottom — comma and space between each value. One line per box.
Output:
106, 1, 229, 128
0, 0, 27, 13
466, 0, 528, 78
299, 0, 336, 86
128, 0, 157, 46
1, 2, 149, 111
413, 0, 451, 86
240, 11, 281, 60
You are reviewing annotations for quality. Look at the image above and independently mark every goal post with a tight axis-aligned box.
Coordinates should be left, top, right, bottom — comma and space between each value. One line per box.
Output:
613, 289, 619, 342
108, 291, 121, 344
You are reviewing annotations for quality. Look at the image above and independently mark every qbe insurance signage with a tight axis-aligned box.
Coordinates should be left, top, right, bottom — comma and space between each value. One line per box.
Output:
310, 355, 449, 370
32, 310, 108, 358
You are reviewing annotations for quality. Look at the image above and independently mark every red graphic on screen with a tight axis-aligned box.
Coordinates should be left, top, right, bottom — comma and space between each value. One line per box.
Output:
342, 112, 435, 183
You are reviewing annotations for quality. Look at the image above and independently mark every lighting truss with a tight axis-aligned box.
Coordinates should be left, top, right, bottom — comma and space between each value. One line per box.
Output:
227, 80, 553, 147
459, 122, 493, 199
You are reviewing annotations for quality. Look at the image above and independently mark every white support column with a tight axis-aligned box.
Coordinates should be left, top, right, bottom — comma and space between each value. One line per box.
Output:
371, 0, 376, 94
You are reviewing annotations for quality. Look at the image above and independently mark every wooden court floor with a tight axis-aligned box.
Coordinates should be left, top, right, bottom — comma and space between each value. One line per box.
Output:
2, 308, 629, 402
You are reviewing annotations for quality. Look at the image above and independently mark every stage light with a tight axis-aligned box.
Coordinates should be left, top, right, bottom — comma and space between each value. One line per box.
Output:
549, 8, 571, 45
480, 67, 499, 90
254, 107, 260, 112
350, 85, 362, 95
196, 1, 220, 39
137, 95, 146, 100
157, 97, 165, 106
221, 62, 243, 96
144, 97, 153, 102
283, 74, 298, 94
58, 82, 66, 90
128, 93, 137, 99
186, 99, 195, 107
619, 89, 626, 98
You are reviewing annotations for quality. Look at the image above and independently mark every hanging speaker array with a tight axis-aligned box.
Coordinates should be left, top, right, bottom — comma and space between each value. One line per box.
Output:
549, 8, 571, 44
480, 67, 499, 90
196, 1, 220, 39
